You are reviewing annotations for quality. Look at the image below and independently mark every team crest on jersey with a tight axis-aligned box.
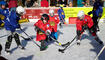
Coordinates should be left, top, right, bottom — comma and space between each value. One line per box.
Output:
47, 24, 50, 28
61, 12, 64, 15
55, 17, 57, 20
85, 19, 87, 21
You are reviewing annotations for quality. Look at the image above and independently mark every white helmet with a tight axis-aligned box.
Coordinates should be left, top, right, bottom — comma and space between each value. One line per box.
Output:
49, 9, 54, 14
16, 6, 25, 14
77, 11, 85, 18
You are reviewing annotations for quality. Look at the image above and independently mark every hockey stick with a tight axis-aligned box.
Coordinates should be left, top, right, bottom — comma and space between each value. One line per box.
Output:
58, 35, 77, 53
16, 32, 30, 40
94, 46, 105, 60
35, 26, 64, 46
19, 28, 41, 47
20, 28, 33, 39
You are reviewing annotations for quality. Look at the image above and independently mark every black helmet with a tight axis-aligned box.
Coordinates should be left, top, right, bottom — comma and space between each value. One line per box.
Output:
41, 14, 49, 21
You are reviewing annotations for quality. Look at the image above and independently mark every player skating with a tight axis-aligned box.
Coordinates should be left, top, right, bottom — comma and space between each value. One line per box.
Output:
48, 9, 60, 40
4, 6, 25, 54
34, 14, 52, 51
76, 11, 103, 45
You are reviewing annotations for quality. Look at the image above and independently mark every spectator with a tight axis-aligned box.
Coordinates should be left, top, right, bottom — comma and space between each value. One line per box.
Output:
104, 0, 105, 7
77, 0, 85, 7
22, 0, 25, 7
60, 0, 67, 7
8, 0, 17, 11
18, 0, 23, 7
50, 0, 56, 6
68, 0, 73, 6
84, 0, 90, 7
90, 0, 95, 6
55, 0, 60, 7
69, 1, 73, 7
33, 1, 39, 7
41, 0, 49, 7
25, 0, 31, 7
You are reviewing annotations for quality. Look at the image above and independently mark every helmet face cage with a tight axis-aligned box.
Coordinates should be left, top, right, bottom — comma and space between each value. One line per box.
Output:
49, 9, 54, 17
41, 14, 49, 22
78, 15, 84, 21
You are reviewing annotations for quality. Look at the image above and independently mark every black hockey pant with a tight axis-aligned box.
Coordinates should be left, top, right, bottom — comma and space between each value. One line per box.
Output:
5, 32, 21, 50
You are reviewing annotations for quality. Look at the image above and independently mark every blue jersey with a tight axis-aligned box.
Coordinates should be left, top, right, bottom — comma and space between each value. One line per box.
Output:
0, 8, 20, 32
9, 11, 20, 28
57, 9, 65, 20
0, 8, 10, 27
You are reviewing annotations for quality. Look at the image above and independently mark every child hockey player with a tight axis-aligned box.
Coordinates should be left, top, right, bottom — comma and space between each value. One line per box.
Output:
48, 9, 60, 40
34, 14, 52, 51
57, 7, 65, 27
4, 6, 25, 54
76, 11, 103, 45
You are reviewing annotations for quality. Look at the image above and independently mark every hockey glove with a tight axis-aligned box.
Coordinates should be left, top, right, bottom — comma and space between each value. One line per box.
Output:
88, 11, 92, 15
98, 13, 102, 18
82, 24, 88, 30
16, 24, 21, 29
46, 30, 51, 35
0, 14, 5, 20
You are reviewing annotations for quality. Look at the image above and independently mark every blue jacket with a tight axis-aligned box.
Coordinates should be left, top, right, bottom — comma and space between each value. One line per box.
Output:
0, 8, 20, 32
57, 9, 65, 20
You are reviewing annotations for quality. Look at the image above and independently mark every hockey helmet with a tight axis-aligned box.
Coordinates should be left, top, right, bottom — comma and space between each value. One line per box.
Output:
41, 14, 49, 21
77, 11, 85, 18
16, 6, 25, 15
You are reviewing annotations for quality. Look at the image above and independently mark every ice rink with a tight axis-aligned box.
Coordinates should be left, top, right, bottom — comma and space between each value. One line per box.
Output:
0, 22, 105, 60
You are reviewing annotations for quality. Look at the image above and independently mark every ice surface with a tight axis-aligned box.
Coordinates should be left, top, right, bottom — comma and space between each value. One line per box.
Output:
0, 22, 105, 60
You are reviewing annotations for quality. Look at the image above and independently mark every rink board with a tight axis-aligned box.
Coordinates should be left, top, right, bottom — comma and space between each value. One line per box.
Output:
22, 7, 105, 24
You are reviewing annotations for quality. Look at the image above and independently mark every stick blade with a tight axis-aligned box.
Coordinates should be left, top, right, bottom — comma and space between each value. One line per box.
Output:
58, 49, 65, 53
61, 42, 70, 47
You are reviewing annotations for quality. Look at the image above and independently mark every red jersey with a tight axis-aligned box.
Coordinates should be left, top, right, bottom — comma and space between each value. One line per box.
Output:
34, 20, 51, 41
48, 15, 59, 32
76, 15, 93, 31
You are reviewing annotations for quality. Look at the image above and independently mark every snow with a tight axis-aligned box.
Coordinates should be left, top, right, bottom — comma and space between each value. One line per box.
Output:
0, 22, 105, 60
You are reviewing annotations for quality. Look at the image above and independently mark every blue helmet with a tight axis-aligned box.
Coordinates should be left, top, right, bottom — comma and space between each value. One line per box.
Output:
0, 1, 7, 5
